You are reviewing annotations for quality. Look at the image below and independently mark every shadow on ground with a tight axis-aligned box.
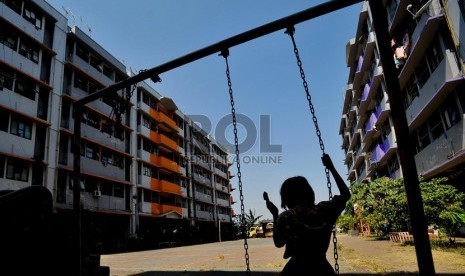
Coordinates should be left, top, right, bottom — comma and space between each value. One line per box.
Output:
131, 272, 463, 276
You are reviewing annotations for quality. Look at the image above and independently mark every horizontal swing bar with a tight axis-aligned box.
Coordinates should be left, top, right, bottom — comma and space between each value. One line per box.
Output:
74, 0, 364, 106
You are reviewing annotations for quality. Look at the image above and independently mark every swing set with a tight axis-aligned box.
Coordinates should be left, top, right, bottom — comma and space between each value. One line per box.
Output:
72, 0, 435, 274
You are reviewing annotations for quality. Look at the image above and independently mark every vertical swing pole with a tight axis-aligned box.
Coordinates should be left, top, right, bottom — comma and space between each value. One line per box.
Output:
220, 49, 251, 275
285, 26, 340, 274
368, 0, 435, 274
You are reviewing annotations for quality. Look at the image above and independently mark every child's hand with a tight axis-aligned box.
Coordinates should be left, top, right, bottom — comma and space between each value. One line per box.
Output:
321, 153, 334, 169
263, 192, 269, 202
264, 191, 278, 219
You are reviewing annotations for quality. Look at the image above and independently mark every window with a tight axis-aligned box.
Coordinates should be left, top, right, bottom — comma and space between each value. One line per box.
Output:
10, 116, 32, 139
429, 112, 444, 140
414, 37, 444, 89
3, 0, 22, 14
15, 78, 36, 100
0, 155, 5, 178
415, 58, 430, 89
442, 95, 460, 129
113, 183, 124, 198
387, 0, 398, 25
458, 84, 465, 113
387, 156, 399, 176
417, 124, 430, 150
23, 5, 42, 29
101, 120, 113, 136
76, 44, 89, 62
403, 76, 419, 109
0, 74, 14, 91
101, 149, 113, 166
426, 38, 443, 74
84, 143, 99, 160
0, 29, 18, 50
0, 109, 9, 132
6, 159, 29, 182
19, 40, 40, 63
460, 0, 465, 21
143, 164, 151, 176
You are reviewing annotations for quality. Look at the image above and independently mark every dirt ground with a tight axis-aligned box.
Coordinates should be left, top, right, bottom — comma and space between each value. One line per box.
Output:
101, 234, 465, 275
336, 234, 465, 274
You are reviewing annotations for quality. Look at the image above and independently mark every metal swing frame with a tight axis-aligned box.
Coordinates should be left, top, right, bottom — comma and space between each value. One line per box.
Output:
71, 0, 435, 275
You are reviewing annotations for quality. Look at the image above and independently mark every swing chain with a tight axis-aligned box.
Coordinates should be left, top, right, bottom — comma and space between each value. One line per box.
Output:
285, 26, 339, 274
220, 49, 251, 275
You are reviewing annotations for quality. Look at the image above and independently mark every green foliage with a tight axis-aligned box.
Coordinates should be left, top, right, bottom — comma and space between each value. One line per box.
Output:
346, 177, 465, 238
244, 209, 263, 230
337, 212, 357, 232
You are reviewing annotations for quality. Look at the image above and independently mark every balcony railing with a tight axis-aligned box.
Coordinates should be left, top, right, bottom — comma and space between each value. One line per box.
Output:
151, 131, 179, 152
151, 179, 181, 195
149, 109, 177, 130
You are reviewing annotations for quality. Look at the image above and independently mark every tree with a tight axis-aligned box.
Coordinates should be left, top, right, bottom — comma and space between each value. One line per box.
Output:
245, 209, 263, 230
419, 177, 465, 241
342, 177, 465, 239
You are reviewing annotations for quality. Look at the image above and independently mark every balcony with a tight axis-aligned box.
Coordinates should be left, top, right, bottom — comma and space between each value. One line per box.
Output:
0, 3, 45, 45
362, 113, 378, 149
0, 89, 38, 120
217, 198, 230, 207
399, 13, 444, 89
138, 173, 151, 189
195, 191, 213, 203
342, 84, 353, 114
358, 82, 371, 116
193, 138, 210, 154
193, 173, 212, 186
73, 54, 114, 87
151, 131, 179, 152
154, 156, 180, 173
367, 66, 383, 99
151, 179, 181, 195
80, 124, 125, 152
374, 96, 390, 128
415, 120, 464, 177
149, 109, 177, 131
196, 210, 213, 220
69, 152, 125, 180
406, 50, 461, 128
370, 131, 397, 165
339, 114, 348, 136
79, 192, 125, 212
215, 182, 229, 193
214, 167, 228, 179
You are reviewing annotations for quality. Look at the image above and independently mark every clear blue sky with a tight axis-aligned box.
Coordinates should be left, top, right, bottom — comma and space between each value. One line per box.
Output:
45, 0, 362, 220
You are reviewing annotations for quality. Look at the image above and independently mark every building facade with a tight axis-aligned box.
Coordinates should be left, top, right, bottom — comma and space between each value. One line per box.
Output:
341, 0, 465, 190
1, 0, 235, 250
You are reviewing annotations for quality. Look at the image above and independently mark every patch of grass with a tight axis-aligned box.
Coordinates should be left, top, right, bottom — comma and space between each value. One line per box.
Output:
398, 238, 465, 255
430, 239, 465, 255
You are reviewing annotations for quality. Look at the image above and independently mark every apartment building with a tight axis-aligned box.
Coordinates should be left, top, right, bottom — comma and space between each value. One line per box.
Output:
1, 0, 235, 250
341, 0, 465, 190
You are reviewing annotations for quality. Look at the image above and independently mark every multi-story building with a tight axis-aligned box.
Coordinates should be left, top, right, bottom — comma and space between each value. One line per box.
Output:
1, 0, 235, 250
341, 0, 465, 190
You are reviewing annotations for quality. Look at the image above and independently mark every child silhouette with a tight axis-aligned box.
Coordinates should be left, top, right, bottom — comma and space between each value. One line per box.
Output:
264, 153, 350, 275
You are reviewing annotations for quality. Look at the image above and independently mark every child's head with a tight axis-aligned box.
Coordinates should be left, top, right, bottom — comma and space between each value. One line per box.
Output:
280, 176, 315, 209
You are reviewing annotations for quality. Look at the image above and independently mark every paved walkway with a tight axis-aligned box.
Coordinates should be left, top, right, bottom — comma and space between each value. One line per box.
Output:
100, 234, 465, 276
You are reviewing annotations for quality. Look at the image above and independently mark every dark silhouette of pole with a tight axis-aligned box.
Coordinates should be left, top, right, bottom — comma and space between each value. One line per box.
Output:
368, 0, 435, 274
72, 105, 82, 276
